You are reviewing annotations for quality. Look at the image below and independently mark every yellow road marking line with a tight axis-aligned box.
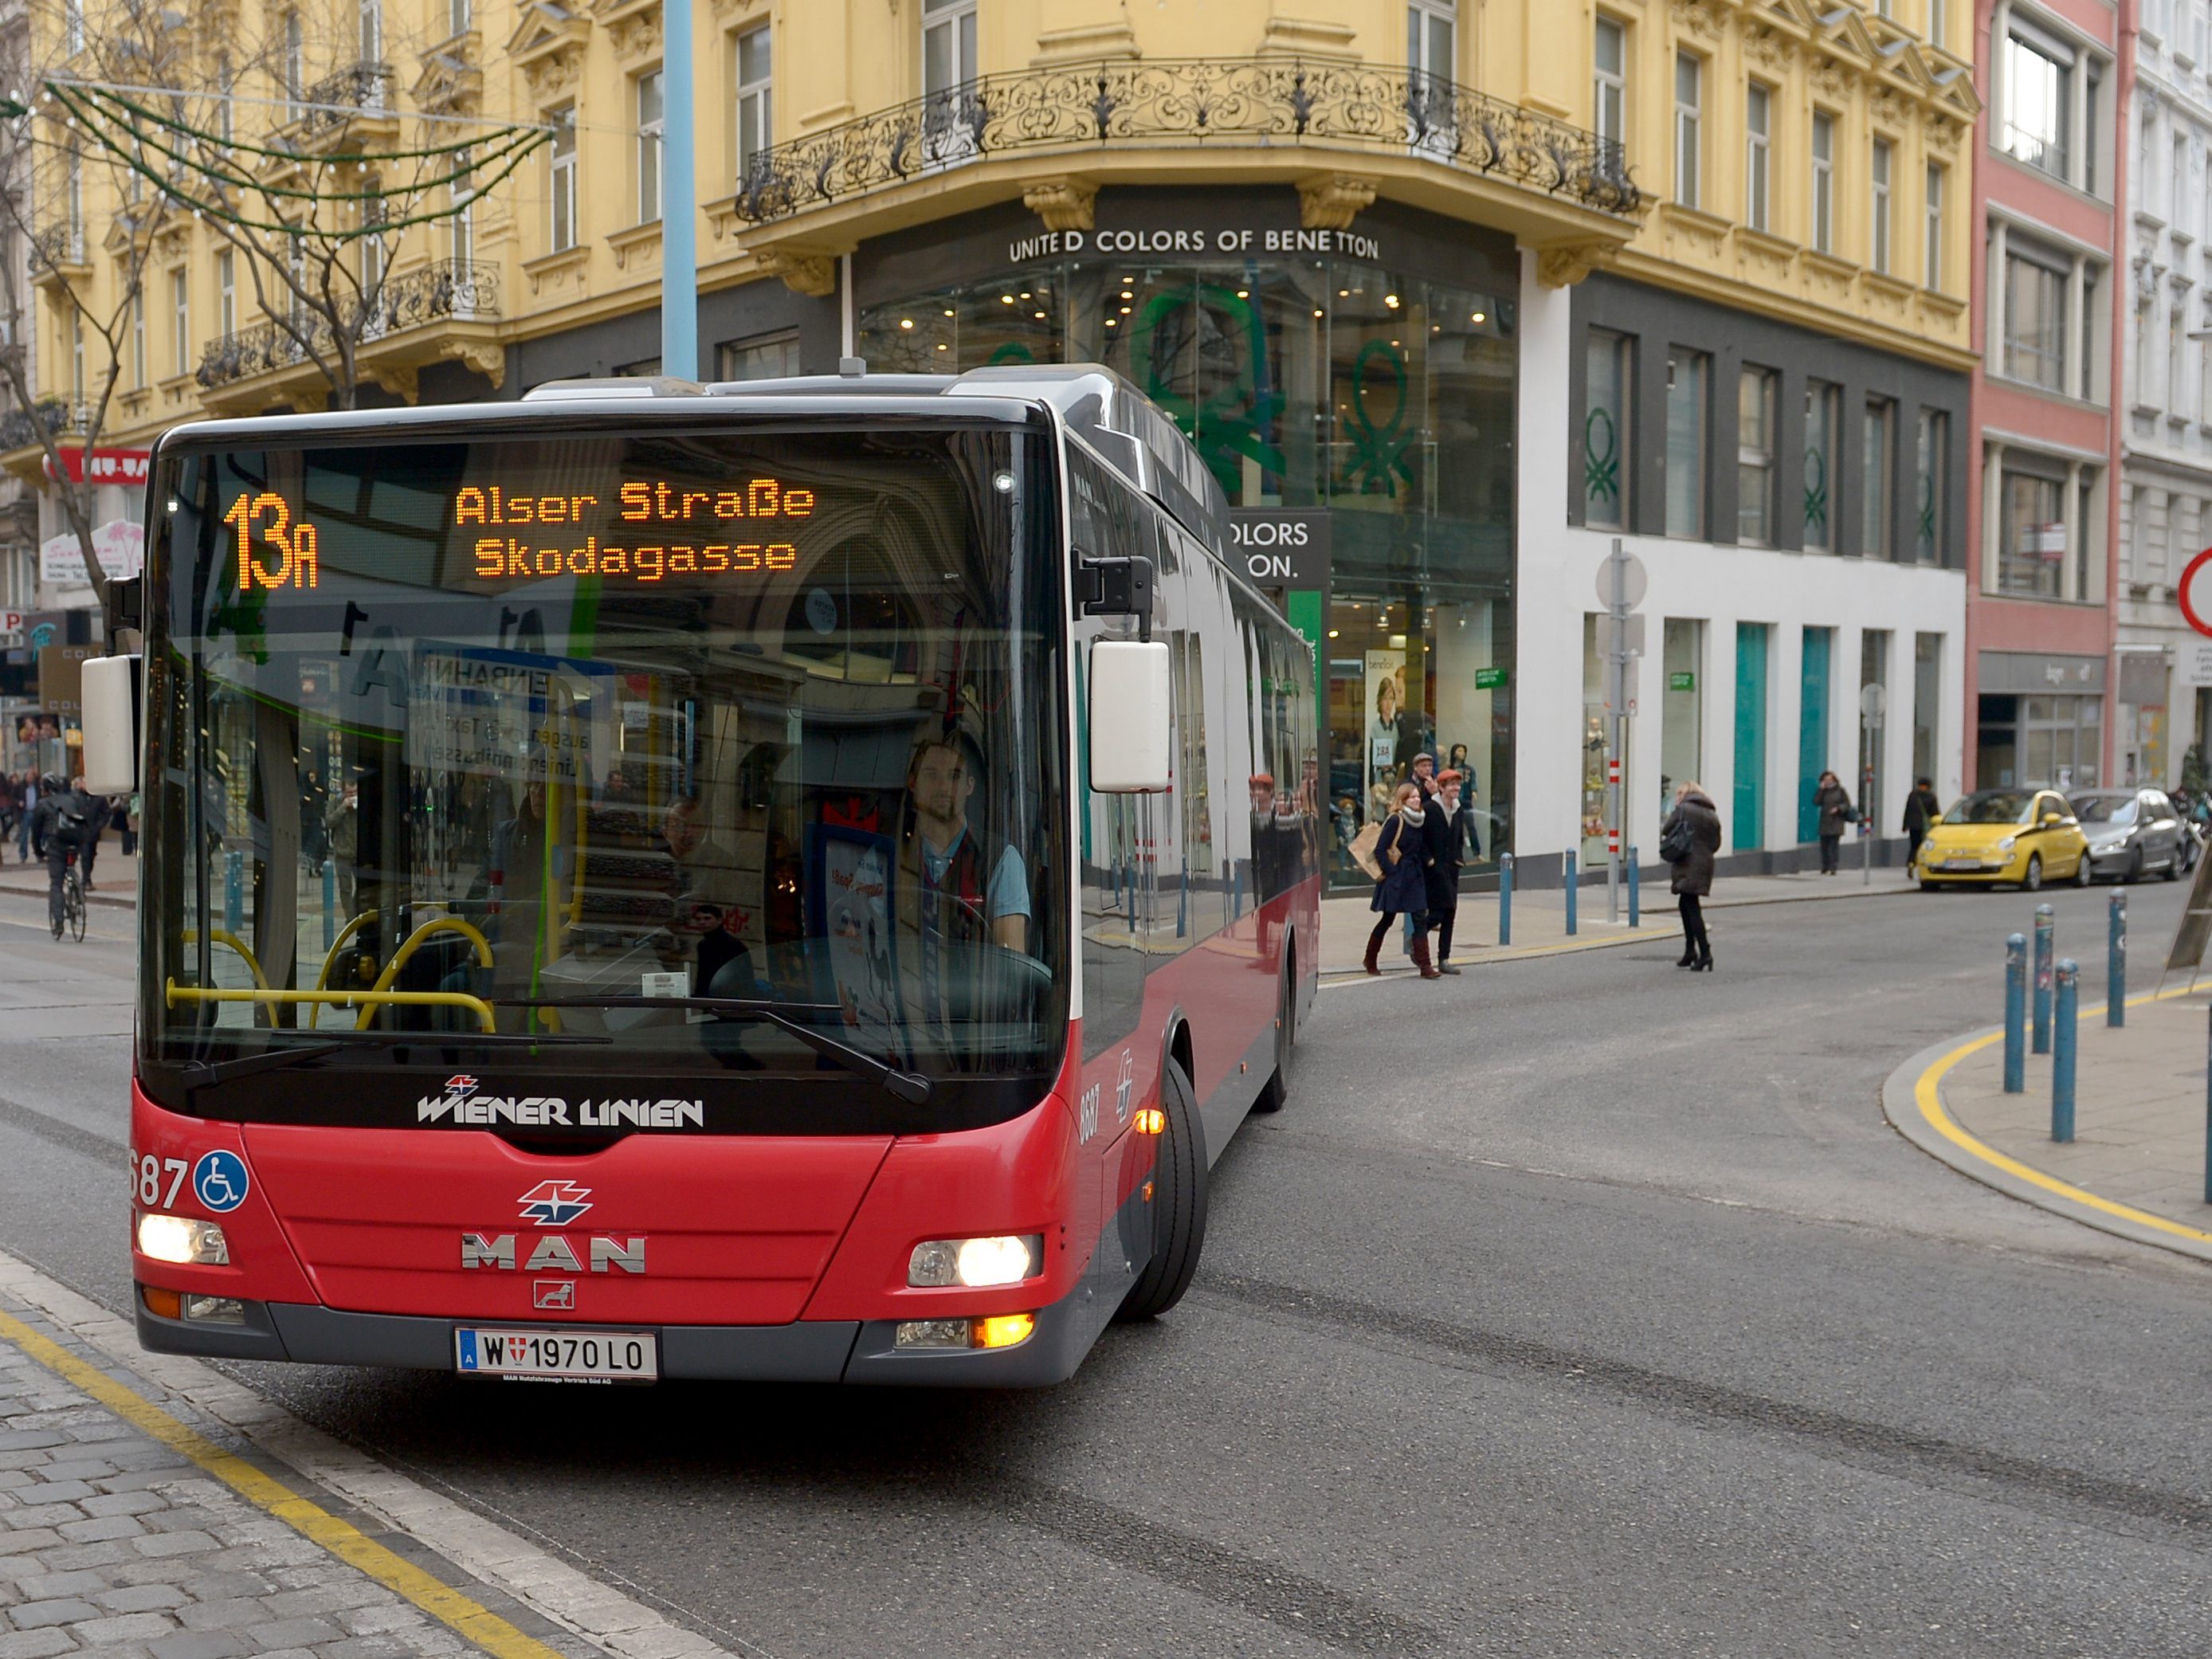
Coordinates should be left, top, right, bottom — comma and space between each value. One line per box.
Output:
0, 1306, 569, 1659
1912, 982, 2212, 1249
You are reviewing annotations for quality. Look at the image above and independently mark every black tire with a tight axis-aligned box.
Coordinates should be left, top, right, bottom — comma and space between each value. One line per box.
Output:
1919, 880, 1939, 892
2021, 854, 2042, 892
1116, 1055, 1207, 1322
2126, 848, 2144, 884
2164, 846, 2183, 881
1252, 951, 1295, 1114
2073, 851, 2094, 888
65, 873, 85, 942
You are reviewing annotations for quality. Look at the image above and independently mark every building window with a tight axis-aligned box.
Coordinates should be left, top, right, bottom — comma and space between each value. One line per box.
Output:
2002, 22, 2073, 182
1408, 0, 1457, 89
1673, 52, 1702, 208
1745, 82, 1771, 233
549, 107, 578, 251
64, 148, 82, 258
283, 11, 304, 120
2178, 135, 2192, 230
1930, 0, 1948, 51
1915, 409, 1947, 566
359, 0, 381, 61
2002, 245, 2069, 390
130, 292, 145, 389
170, 268, 188, 379
1737, 365, 1775, 545
923, 0, 978, 98
2085, 60, 2104, 195
1869, 139, 1893, 273
1594, 17, 1626, 148
636, 70, 665, 223
70, 317, 83, 402
64, 0, 83, 53
1811, 111, 1835, 253
735, 25, 772, 183
1664, 347, 1708, 539
1998, 466, 2069, 597
216, 55, 233, 147
451, 147, 475, 269
1805, 380, 1841, 552
2173, 302, 2189, 413
1861, 398, 1895, 559
449, 0, 470, 37
1584, 328, 1633, 528
2079, 264, 2101, 401
717, 329, 802, 381
1925, 163, 1945, 290
217, 249, 235, 338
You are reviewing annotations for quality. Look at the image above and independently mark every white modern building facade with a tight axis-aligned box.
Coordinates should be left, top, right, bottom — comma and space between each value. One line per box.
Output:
2121, 2, 2212, 786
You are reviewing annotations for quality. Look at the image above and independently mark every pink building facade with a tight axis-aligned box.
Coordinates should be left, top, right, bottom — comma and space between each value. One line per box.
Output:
1967, 0, 2129, 791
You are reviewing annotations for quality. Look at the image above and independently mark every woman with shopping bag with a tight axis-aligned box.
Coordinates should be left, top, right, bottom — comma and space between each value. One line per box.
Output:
1363, 782, 1440, 979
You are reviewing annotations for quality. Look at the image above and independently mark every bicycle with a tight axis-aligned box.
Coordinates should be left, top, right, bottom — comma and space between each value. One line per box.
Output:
52, 850, 84, 943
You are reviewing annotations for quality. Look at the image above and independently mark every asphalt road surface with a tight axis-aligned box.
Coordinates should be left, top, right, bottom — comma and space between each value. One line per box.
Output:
2, 878, 2209, 1658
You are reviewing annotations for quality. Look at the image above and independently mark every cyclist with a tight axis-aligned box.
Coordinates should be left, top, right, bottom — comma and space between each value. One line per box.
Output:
29, 774, 92, 938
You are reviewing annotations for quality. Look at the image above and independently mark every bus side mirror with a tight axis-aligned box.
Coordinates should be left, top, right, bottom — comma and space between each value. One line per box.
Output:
1088, 640, 1172, 794
80, 653, 140, 795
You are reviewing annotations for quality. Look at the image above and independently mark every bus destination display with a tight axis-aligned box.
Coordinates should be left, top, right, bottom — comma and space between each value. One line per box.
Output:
226, 476, 818, 591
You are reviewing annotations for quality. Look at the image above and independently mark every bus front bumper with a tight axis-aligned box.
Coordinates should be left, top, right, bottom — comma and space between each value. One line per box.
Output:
135, 1279, 1100, 1387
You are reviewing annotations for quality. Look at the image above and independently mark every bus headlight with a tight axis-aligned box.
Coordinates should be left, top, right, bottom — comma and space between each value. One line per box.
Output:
137, 1214, 229, 1265
907, 1235, 1042, 1288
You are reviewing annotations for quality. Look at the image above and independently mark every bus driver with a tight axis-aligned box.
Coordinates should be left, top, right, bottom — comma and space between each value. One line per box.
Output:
900, 734, 1030, 957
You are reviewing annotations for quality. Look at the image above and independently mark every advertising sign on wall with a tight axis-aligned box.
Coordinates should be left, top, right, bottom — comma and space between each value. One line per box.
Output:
39, 521, 143, 586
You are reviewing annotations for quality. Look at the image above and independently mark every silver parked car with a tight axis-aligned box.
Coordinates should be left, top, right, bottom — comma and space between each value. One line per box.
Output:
2069, 789, 2187, 882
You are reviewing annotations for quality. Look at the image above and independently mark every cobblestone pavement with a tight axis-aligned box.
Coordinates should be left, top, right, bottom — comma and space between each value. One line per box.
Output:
0, 1289, 589, 1659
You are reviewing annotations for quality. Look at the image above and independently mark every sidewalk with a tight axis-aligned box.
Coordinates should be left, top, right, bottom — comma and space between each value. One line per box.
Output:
1319, 865, 1920, 975
1890, 987, 2212, 1265
0, 846, 137, 911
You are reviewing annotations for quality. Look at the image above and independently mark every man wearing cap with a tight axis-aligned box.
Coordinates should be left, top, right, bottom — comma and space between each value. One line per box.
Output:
1400, 752, 1443, 956
1422, 769, 1470, 973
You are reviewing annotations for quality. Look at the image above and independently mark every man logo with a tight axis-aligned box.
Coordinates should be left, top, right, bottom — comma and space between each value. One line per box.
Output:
533, 1280, 575, 1311
517, 1180, 592, 1227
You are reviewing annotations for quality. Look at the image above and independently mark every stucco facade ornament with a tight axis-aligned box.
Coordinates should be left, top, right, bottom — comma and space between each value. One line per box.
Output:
1022, 177, 1097, 233
520, 48, 583, 100
1297, 174, 1377, 231
1535, 240, 1615, 288
758, 249, 837, 297
607, 7, 662, 62
1668, 0, 1721, 41
442, 339, 506, 386
1741, 28, 1792, 73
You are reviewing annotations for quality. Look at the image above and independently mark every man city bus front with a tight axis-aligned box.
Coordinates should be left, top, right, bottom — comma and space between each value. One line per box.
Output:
120, 389, 1164, 1386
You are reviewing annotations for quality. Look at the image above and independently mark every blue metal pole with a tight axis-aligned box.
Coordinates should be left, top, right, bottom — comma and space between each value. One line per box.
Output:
2108, 890, 2127, 1028
1564, 850, 1578, 936
223, 849, 242, 934
1498, 853, 1513, 947
321, 857, 335, 952
661, 0, 698, 380
1627, 845, 1640, 928
2003, 932, 2026, 1094
2032, 903, 2055, 1056
2051, 959, 2078, 1143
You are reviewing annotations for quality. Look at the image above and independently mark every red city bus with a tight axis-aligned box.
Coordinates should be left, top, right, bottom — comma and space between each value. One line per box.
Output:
94, 366, 1320, 1386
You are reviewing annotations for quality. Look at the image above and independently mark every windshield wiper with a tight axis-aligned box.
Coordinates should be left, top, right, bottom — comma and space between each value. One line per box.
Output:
500, 997, 934, 1104
178, 1029, 614, 1089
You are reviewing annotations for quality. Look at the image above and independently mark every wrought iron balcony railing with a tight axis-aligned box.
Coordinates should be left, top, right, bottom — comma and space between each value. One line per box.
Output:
198, 260, 500, 389
31, 225, 87, 270
0, 398, 93, 452
733, 57, 1641, 225
300, 62, 395, 136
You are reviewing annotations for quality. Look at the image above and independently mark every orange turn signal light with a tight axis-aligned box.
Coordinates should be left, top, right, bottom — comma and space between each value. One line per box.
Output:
1132, 1108, 1166, 1135
972, 1312, 1037, 1350
140, 1285, 182, 1320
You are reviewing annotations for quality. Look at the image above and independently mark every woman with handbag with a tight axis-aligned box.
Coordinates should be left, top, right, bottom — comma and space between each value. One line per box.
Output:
1813, 770, 1854, 875
1363, 782, 1441, 979
1661, 781, 1723, 971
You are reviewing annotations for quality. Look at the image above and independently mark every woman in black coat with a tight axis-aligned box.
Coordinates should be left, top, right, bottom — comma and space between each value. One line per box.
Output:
1365, 783, 1440, 979
1813, 771, 1853, 875
1663, 782, 1724, 971
1421, 768, 1469, 974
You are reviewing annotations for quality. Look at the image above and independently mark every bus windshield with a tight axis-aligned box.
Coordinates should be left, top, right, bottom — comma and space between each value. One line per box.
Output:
139, 422, 1067, 1133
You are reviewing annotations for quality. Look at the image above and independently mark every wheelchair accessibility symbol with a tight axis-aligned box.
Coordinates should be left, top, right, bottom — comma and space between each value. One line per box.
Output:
192, 1151, 249, 1214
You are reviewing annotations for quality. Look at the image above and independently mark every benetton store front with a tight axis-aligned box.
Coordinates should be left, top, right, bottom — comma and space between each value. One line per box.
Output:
853, 187, 1519, 889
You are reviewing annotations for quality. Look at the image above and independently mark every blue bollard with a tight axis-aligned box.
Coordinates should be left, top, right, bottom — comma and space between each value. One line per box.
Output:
2108, 890, 2126, 1029
1498, 852, 1513, 947
1628, 845, 1641, 928
2032, 903, 2055, 1056
223, 848, 244, 934
2004, 932, 2026, 1094
2052, 959, 2078, 1143
322, 857, 336, 951
1564, 850, 1578, 936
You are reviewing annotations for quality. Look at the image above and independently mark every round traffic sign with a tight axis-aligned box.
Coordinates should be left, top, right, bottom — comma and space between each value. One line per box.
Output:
1594, 549, 1648, 611
2181, 547, 2212, 639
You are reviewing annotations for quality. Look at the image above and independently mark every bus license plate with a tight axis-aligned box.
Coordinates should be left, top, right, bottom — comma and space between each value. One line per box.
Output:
454, 1327, 658, 1383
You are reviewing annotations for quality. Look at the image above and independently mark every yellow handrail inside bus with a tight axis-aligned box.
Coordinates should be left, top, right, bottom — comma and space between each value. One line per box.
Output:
355, 916, 495, 1030
166, 981, 497, 1033
180, 930, 269, 990
307, 910, 379, 1027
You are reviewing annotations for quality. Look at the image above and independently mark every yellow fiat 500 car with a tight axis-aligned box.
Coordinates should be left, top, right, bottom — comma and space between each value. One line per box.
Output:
1916, 787, 2092, 892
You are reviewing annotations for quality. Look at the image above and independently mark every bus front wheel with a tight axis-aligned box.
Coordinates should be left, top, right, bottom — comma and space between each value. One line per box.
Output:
1252, 949, 1294, 1114
1116, 1055, 1207, 1322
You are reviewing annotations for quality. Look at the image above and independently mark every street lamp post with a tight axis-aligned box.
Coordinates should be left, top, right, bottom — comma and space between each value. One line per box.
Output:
662, 0, 698, 381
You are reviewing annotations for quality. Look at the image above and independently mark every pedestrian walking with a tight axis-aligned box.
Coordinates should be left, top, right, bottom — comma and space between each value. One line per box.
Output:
1661, 781, 1723, 971
1813, 770, 1855, 875
1901, 775, 1942, 874
1422, 768, 1469, 974
1363, 782, 1440, 979
120, 789, 139, 857
1399, 752, 1442, 955
14, 773, 37, 864
76, 793, 108, 891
